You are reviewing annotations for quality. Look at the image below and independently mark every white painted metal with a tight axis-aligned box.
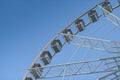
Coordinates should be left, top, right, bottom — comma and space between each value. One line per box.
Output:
98, 5, 120, 27
61, 33, 120, 54
28, 56, 120, 79
23, 0, 120, 80
98, 70, 120, 80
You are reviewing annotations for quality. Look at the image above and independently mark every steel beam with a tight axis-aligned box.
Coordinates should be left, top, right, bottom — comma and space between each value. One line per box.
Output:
98, 70, 120, 80
61, 34, 120, 54
98, 5, 120, 27
29, 56, 120, 79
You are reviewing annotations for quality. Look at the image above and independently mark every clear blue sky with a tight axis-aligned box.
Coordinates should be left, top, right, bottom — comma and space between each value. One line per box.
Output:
0, 0, 120, 80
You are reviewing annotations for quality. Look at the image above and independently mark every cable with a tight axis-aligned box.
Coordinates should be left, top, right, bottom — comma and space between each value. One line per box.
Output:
62, 6, 120, 80
103, 27, 117, 39
67, 19, 118, 80
61, 18, 109, 80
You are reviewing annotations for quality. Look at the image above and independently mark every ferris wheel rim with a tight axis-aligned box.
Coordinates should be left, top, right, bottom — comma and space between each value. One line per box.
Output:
23, 0, 120, 80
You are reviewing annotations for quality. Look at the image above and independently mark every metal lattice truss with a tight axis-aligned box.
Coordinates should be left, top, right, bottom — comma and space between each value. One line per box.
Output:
98, 70, 120, 80
29, 56, 120, 79
23, 1, 120, 80
61, 34, 120, 54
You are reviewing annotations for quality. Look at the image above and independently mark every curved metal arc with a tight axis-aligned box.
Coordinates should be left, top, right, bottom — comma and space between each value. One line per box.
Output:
23, 1, 120, 79
22, 2, 101, 80
22, 34, 60, 80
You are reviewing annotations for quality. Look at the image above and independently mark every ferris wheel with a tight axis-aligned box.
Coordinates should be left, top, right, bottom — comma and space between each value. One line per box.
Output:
23, 0, 120, 80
